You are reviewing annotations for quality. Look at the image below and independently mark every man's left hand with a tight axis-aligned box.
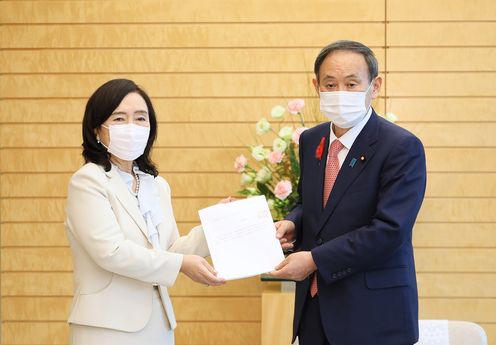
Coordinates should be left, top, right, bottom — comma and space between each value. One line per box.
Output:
269, 251, 317, 281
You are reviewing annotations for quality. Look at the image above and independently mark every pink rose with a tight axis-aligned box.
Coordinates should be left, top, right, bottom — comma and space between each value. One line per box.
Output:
292, 127, 308, 145
268, 150, 284, 164
274, 180, 292, 200
287, 99, 305, 115
234, 154, 248, 172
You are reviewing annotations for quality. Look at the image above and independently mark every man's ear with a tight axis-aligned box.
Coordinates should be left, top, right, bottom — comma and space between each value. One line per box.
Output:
312, 78, 320, 95
371, 76, 382, 99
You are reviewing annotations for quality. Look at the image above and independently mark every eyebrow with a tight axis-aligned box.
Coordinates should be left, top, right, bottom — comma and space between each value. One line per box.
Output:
110, 110, 149, 116
322, 74, 361, 81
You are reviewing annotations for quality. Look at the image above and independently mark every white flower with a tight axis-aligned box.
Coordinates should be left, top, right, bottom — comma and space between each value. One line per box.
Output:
241, 173, 255, 185
246, 187, 258, 196
251, 145, 270, 161
256, 118, 271, 135
385, 112, 398, 123
278, 126, 293, 140
271, 105, 285, 119
273, 138, 288, 152
255, 167, 272, 183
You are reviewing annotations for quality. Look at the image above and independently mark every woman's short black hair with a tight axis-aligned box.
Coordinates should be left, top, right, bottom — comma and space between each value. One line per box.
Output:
82, 79, 159, 176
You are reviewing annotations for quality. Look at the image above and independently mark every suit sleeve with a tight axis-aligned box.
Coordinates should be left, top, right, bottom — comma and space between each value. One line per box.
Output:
66, 168, 183, 287
284, 129, 306, 247
311, 134, 426, 284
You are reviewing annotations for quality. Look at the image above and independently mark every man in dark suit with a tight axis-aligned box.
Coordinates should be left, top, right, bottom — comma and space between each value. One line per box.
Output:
270, 40, 426, 345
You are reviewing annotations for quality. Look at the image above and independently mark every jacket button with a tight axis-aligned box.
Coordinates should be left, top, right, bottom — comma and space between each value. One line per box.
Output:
347, 268, 352, 273
332, 273, 337, 279
316, 238, 323, 245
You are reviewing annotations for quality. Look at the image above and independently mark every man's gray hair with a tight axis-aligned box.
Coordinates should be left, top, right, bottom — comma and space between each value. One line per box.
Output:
314, 40, 379, 82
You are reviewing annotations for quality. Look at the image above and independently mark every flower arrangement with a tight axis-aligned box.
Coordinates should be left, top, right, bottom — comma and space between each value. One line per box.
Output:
234, 99, 309, 220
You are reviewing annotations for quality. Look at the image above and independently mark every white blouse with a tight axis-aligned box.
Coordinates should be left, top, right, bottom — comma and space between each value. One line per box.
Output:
113, 164, 163, 250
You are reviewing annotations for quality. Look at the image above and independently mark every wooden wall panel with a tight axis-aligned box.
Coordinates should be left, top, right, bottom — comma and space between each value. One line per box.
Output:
0, 97, 386, 124
386, 98, 496, 122
387, 47, 496, 72
2, 172, 496, 198
0, 73, 323, 98
2, 296, 261, 321
0, 48, 386, 73
387, 23, 496, 46
2, 0, 495, 344
0, 23, 385, 49
2, 196, 496, 224
0, 0, 385, 23
1, 272, 264, 297
2, 122, 494, 149
387, 1, 496, 341
1, 322, 261, 345
2, 147, 496, 173
387, 0, 496, 21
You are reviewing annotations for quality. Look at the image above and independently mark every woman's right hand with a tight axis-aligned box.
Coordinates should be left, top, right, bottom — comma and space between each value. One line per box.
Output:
180, 255, 226, 286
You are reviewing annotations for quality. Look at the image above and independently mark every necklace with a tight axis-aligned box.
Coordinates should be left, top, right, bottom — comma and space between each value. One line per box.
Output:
133, 170, 140, 195
110, 159, 140, 194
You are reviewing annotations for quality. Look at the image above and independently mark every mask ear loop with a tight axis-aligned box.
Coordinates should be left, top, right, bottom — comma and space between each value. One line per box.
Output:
364, 78, 375, 111
96, 125, 110, 150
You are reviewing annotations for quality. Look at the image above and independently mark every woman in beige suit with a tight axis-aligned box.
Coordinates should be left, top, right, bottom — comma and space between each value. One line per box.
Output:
65, 79, 225, 344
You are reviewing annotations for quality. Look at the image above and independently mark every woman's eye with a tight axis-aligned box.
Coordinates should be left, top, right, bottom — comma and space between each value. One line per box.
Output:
136, 116, 147, 121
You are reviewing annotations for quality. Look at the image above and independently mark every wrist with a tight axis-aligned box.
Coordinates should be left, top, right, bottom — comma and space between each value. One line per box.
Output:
307, 251, 317, 271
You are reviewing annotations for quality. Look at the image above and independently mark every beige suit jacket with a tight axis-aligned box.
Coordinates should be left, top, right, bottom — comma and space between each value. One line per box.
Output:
65, 163, 209, 332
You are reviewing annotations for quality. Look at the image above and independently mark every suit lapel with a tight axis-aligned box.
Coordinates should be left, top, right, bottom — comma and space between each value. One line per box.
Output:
106, 167, 151, 243
317, 125, 331, 211
316, 113, 380, 235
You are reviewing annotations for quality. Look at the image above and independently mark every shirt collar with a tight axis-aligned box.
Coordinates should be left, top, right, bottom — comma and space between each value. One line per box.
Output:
329, 107, 373, 150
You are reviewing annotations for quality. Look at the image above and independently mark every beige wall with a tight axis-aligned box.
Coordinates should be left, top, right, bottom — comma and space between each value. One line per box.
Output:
0, 0, 495, 344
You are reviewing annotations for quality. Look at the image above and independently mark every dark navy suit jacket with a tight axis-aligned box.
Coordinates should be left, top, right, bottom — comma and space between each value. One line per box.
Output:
286, 110, 426, 345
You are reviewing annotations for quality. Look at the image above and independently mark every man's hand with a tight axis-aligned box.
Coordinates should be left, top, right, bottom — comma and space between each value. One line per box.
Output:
268, 251, 317, 281
181, 255, 226, 286
275, 220, 296, 250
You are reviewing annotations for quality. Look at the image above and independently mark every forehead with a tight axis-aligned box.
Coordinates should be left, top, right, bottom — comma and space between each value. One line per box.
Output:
114, 92, 148, 111
318, 50, 369, 80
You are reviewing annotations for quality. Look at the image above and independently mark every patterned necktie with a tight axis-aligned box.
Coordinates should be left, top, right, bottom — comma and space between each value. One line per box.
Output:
311, 139, 345, 297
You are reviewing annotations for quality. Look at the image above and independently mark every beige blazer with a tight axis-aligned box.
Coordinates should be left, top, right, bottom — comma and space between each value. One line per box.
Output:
65, 163, 208, 332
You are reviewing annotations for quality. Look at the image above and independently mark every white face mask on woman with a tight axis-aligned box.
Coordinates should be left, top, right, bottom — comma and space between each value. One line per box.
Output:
101, 123, 150, 161
319, 81, 373, 129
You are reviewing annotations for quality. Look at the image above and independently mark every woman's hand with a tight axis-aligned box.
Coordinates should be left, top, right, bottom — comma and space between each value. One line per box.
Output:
180, 255, 226, 286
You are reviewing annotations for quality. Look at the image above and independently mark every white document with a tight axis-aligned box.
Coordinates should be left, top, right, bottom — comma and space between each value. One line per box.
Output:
198, 195, 285, 280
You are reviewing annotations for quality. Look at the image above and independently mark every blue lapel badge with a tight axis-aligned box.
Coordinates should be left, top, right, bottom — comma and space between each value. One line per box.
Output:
349, 158, 357, 168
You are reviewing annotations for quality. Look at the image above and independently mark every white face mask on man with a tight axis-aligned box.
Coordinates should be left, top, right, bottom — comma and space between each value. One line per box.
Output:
319, 81, 373, 129
101, 123, 150, 161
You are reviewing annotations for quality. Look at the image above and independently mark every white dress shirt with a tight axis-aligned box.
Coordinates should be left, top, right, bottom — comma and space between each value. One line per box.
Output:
327, 107, 373, 167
